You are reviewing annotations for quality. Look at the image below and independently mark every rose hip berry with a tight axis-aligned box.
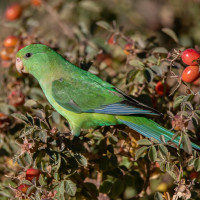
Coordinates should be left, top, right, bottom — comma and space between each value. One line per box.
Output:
5, 3, 22, 21
181, 65, 199, 83
18, 184, 30, 193
26, 168, 41, 181
181, 48, 200, 66
155, 81, 164, 96
3, 36, 19, 48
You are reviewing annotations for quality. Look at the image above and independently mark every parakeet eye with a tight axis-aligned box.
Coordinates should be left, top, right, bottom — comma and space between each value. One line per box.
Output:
25, 53, 32, 58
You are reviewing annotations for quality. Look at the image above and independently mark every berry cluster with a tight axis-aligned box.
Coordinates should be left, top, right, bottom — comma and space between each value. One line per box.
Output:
17, 168, 41, 195
181, 49, 200, 83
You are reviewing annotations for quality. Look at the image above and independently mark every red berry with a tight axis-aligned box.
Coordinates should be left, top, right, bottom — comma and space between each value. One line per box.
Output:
18, 184, 30, 193
3, 36, 19, 48
181, 48, 200, 66
155, 81, 164, 96
107, 35, 116, 45
181, 65, 199, 83
26, 168, 41, 181
123, 43, 134, 55
5, 3, 22, 21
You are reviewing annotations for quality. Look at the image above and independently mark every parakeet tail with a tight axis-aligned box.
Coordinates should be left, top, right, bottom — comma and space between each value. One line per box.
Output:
117, 116, 200, 151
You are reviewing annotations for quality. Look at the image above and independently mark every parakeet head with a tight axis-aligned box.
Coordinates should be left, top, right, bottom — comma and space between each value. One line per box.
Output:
16, 44, 61, 80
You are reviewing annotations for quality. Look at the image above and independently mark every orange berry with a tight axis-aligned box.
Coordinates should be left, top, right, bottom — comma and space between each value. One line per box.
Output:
4, 36, 19, 48
181, 48, 200, 66
0, 49, 10, 60
31, 0, 41, 6
5, 3, 22, 21
181, 66, 199, 83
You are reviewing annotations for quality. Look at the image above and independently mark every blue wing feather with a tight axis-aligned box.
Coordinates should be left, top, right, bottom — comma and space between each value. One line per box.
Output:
86, 102, 159, 115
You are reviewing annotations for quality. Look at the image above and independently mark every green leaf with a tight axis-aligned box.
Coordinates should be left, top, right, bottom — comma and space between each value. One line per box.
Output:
59, 181, 65, 197
39, 174, 46, 186
11, 113, 29, 124
162, 28, 179, 43
74, 153, 88, 167
182, 133, 192, 154
194, 157, 200, 172
26, 185, 35, 196
126, 69, 140, 82
64, 180, 77, 196
151, 65, 162, 76
137, 139, 152, 146
143, 68, 154, 82
39, 130, 48, 143
100, 180, 113, 194
26, 113, 34, 125
159, 162, 166, 172
96, 21, 111, 30
166, 163, 177, 180
22, 180, 32, 185
110, 179, 125, 198
129, 60, 145, 69
24, 99, 40, 108
110, 154, 118, 167
35, 190, 41, 200
24, 152, 33, 165
158, 144, 168, 157
80, 1, 101, 12
151, 137, 160, 144
152, 47, 168, 54
173, 96, 184, 108
188, 159, 195, 166
52, 111, 61, 124
99, 156, 110, 170
148, 146, 157, 162
135, 146, 148, 160
83, 182, 99, 198
154, 192, 164, 200
160, 135, 166, 143
109, 135, 118, 144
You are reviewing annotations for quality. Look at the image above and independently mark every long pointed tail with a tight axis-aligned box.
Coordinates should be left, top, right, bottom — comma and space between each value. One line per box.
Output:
117, 116, 200, 151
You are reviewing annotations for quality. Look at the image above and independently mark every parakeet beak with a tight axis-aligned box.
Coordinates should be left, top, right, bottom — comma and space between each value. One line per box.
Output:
16, 58, 27, 73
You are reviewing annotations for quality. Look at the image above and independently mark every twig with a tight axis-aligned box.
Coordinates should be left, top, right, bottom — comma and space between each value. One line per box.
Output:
42, 1, 75, 40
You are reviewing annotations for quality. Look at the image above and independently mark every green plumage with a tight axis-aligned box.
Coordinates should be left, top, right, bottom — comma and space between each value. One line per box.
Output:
16, 44, 200, 151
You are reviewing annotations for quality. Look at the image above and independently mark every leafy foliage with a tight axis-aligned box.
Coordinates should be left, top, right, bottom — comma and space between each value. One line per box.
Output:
1, 0, 200, 200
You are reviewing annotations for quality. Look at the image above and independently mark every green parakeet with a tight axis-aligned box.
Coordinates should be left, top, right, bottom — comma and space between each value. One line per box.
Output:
15, 44, 200, 151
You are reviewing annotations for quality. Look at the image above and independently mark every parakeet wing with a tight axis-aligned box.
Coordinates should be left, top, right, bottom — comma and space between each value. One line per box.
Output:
52, 72, 159, 115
